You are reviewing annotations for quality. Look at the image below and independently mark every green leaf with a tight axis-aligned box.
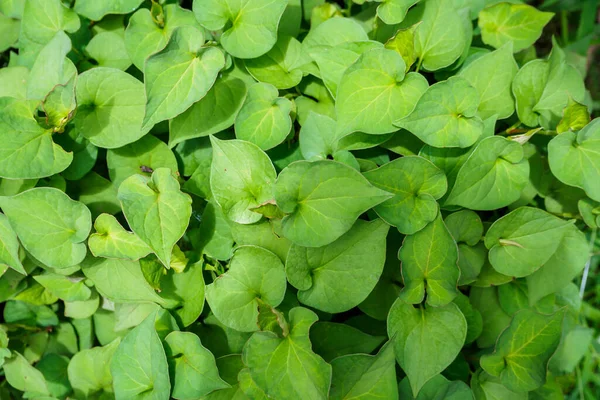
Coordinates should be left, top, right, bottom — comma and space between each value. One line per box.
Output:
124, 4, 203, 71
73, 67, 146, 149
33, 273, 91, 302
74, 0, 144, 21
548, 119, 600, 202
210, 137, 277, 224
0, 98, 72, 179
143, 25, 225, 130
3, 351, 50, 395
484, 207, 574, 277
458, 43, 519, 120
26, 30, 72, 101
526, 225, 589, 305
169, 72, 248, 147
0, 188, 90, 269
192, 0, 288, 59
398, 213, 459, 307
329, 341, 398, 400
245, 35, 308, 89
302, 16, 368, 50
310, 322, 386, 362
234, 83, 293, 150
387, 299, 467, 397
470, 286, 512, 348
81, 256, 168, 306
164, 331, 230, 399
395, 76, 484, 148
110, 312, 171, 399
478, 3, 554, 53
286, 219, 389, 313
241, 307, 332, 399
159, 261, 206, 327
336, 48, 428, 136
445, 136, 530, 210
398, 374, 474, 400
376, 0, 419, 25
480, 308, 565, 392
513, 42, 586, 128
205, 246, 287, 332
88, 213, 152, 261
556, 98, 590, 134
67, 338, 120, 399
364, 155, 447, 234
471, 369, 527, 400
107, 134, 179, 187
86, 31, 132, 70
274, 160, 392, 247
413, 0, 468, 71
385, 24, 419, 72
445, 210, 486, 285
118, 168, 192, 267
0, 212, 25, 274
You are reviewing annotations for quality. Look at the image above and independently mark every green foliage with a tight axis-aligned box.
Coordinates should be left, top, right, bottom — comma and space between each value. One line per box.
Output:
0, 0, 598, 398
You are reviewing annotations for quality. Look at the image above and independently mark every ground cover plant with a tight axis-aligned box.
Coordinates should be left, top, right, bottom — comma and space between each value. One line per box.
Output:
0, 0, 599, 398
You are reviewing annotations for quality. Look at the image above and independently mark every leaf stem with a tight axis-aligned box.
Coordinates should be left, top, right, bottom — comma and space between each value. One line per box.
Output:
580, 228, 597, 298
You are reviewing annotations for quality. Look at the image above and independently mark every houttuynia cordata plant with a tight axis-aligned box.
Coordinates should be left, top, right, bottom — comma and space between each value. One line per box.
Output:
0, 0, 599, 398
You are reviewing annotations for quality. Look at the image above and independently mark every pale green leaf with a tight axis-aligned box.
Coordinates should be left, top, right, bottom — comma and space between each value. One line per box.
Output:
377, 0, 419, 25
85, 32, 132, 71
0, 212, 25, 274
67, 338, 120, 399
74, 0, 144, 21
88, 213, 151, 261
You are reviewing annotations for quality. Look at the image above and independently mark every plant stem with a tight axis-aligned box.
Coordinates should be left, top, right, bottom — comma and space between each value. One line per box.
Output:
580, 228, 597, 298
561, 11, 569, 45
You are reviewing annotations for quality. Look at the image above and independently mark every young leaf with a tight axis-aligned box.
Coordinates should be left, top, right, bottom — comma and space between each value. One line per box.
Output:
205, 246, 287, 332
395, 76, 484, 148
73, 67, 146, 149
548, 119, 600, 202
387, 299, 467, 397
241, 307, 332, 399
192, 0, 288, 59
478, 3, 554, 53
458, 43, 519, 120
0, 98, 72, 179
274, 160, 392, 247
110, 312, 171, 399
484, 207, 574, 277
0, 188, 91, 269
398, 213, 459, 307
164, 331, 230, 399
336, 48, 428, 136
88, 213, 152, 261
143, 25, 225, 130
118, 168, 192, 268
364, 155, 447, 234
234, 83, 293, 150
329, 341, 398, 400
210, 137, 277, 224
286, 219, 389, 313
445, 136, 530, 210
480, 308, 565, 392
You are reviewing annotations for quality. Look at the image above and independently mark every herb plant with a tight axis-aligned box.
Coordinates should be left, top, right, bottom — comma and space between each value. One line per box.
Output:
0, 0, 598, 399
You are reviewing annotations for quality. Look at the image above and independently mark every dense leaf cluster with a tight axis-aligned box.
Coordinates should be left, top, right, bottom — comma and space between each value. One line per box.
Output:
0, 0, 598, 399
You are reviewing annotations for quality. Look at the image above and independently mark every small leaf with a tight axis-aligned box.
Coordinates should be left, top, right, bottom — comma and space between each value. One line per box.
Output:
67, 338, 120, 399
376, 0, 419, 25
0, 213, 25, 275
556, 98, 591, 133
88, 214, 151, 261
480, 308, 565, 392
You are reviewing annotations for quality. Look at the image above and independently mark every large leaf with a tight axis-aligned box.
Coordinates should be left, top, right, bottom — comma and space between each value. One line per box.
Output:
329, 341, 398, 400
26, 30, 72, 101
110, 312, 171, 399
118, 168, 192, 268
192, 0, 288, 59
0, 188, 90, 269
210, 137, 277, 224
478, 3, 553, 53
3, 351, 50, 395
241, 307, 332, 399
457, 43, 518, 120
88, 213, 151, 261
548, 119, 600, 202
286, 219, 389, 313
142, 25, 225, 130
274, 160, 392, 247
164, 331, 229, 399
395, 76, 483, 148
73, 67, 147, 149
336, 48, 428, 136
364, 155, 447, 234
387, 299, 467, 397
484, 207, 573, 277
398, 213, 459, 307
74, 0, 144, 20
480, 308, 564, 392
205, 246, 287, 332
445, 136, 530, 210
234, 83, 293, 150
0, 98, 72, 179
